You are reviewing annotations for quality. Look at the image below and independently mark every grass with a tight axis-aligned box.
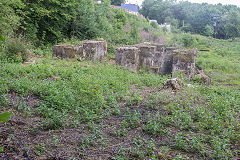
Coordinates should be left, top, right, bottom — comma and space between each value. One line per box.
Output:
0, 37, 240, 159
196, 38, 240, 85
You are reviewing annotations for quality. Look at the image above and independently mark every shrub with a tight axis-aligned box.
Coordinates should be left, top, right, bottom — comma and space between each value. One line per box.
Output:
0, 36, 31, 63
150, 21, 158, 29
181, 33, 197, 48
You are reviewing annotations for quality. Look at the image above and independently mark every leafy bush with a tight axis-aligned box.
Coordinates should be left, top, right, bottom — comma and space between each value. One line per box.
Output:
181, 33, 197, 47
0, 36, 31, 63
150, 21, 158, 29
0, 0, 23, 36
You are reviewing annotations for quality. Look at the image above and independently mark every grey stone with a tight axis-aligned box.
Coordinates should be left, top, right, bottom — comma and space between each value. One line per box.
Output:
172, 49, 197, 79
115, 43, 197, 79
115, 47, 139, 72
138, 45, 156, 72
52, 39, 107, 62
163, 78, 184, 90
83, 40, 106, 62
160, 47, 175, 75
52, 44, 83, 58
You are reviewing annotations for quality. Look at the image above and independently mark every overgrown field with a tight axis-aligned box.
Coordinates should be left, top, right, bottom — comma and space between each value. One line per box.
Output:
197, 39, 240, 86
0, 51, 239, 159
1, 0, 240, 159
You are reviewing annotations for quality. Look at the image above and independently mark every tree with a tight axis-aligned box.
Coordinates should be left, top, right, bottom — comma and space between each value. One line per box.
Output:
71, 0, 98, 40
140, 0, 157, 18
140, 0, 240, 39
224, 9, 240, 40
204, 25, 214, 37
0, 0, 23, 36
18, 0, 83, 44
111, 0, 125, 6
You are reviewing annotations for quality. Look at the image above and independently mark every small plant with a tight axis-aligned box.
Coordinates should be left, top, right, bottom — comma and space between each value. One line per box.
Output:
50, 134, 59, 146
182, 33, 196, 47
130, 137, 157, 159
175, 153, 190, 160
0, 34, 5, 42
143, 112, 166, 135
0, 112, 11, 151
124, 108, 142, 128
174, 132, 188, 151
159, 146, 170, 154
0, 94, 9, 108
110, 126, 128, 137
112, 106, 121, 116
114, 144, 128, 159
150, 21, 159, 29
126, 92, 143, 106
34, 143, 47, 156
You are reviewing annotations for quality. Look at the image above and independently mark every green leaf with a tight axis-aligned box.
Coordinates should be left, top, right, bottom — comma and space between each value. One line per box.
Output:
0, 112, 12, 122
0, 34, 4, 42
0, 147, 3, 152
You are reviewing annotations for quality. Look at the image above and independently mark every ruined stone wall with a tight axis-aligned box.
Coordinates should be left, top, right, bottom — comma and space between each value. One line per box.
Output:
53, 40, 107, 62
172, 49, 197, 79
115, 43, 197, 78
53, 45, 83, 58
53, 40, 197, 79
160, 47, 175, 75
115, 47, 139, 73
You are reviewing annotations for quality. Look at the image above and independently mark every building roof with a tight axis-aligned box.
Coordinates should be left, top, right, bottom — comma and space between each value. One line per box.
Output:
121, 4, 138, 12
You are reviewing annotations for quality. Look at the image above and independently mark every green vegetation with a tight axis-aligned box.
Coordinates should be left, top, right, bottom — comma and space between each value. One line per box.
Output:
0, 57, 239, 159
111, 0, 125, 6
140, 0, 240, 39
0, 0, 166, 60
197, 38, 240, 85
0, 0, 240, 159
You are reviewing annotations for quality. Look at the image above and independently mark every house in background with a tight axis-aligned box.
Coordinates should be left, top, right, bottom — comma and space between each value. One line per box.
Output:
149, 20, 158, 24
159, 23, 171, 32
111, 3, 145, 19
149, 19, 171, 32
120, 4, 139, 12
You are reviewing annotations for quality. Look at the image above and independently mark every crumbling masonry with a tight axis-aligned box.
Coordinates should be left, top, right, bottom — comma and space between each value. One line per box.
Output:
52, 40, 197, 79
53, 40, 107, 62
115, 43, 197, 79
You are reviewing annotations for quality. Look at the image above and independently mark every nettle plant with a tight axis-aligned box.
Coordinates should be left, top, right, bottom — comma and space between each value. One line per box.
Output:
0, 112, 11, 151
0, 35, 12, 151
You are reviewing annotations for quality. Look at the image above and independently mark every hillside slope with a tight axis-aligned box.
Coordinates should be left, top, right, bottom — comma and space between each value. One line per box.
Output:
0, 1, 240, 159
0, 50, 239, 159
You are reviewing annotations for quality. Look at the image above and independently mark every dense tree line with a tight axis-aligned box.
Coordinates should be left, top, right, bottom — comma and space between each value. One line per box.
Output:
140, 0, 240, 40
0, 0, 148, 46
111, 0, 125, 6
1, 0, 99, 44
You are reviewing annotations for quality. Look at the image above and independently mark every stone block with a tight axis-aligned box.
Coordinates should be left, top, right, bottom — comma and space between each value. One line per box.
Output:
138, 45, 156, 72
115, 47, 139, 72
52, 44, 83, 58
172, 49, 197, 79
163, 78, 184, 90
152, 43, 165, 52
160, 47, 175, 75
151, 51, 162, 74
83, 40, 107, 61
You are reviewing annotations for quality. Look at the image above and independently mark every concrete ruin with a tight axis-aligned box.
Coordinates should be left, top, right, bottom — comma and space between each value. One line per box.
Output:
52, 44, 83, 58
115, 43, 197, 79
172, 49, 197, 79
53, 39, 197, 79
52, 40, 107, 62
115, 47, 139, 72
